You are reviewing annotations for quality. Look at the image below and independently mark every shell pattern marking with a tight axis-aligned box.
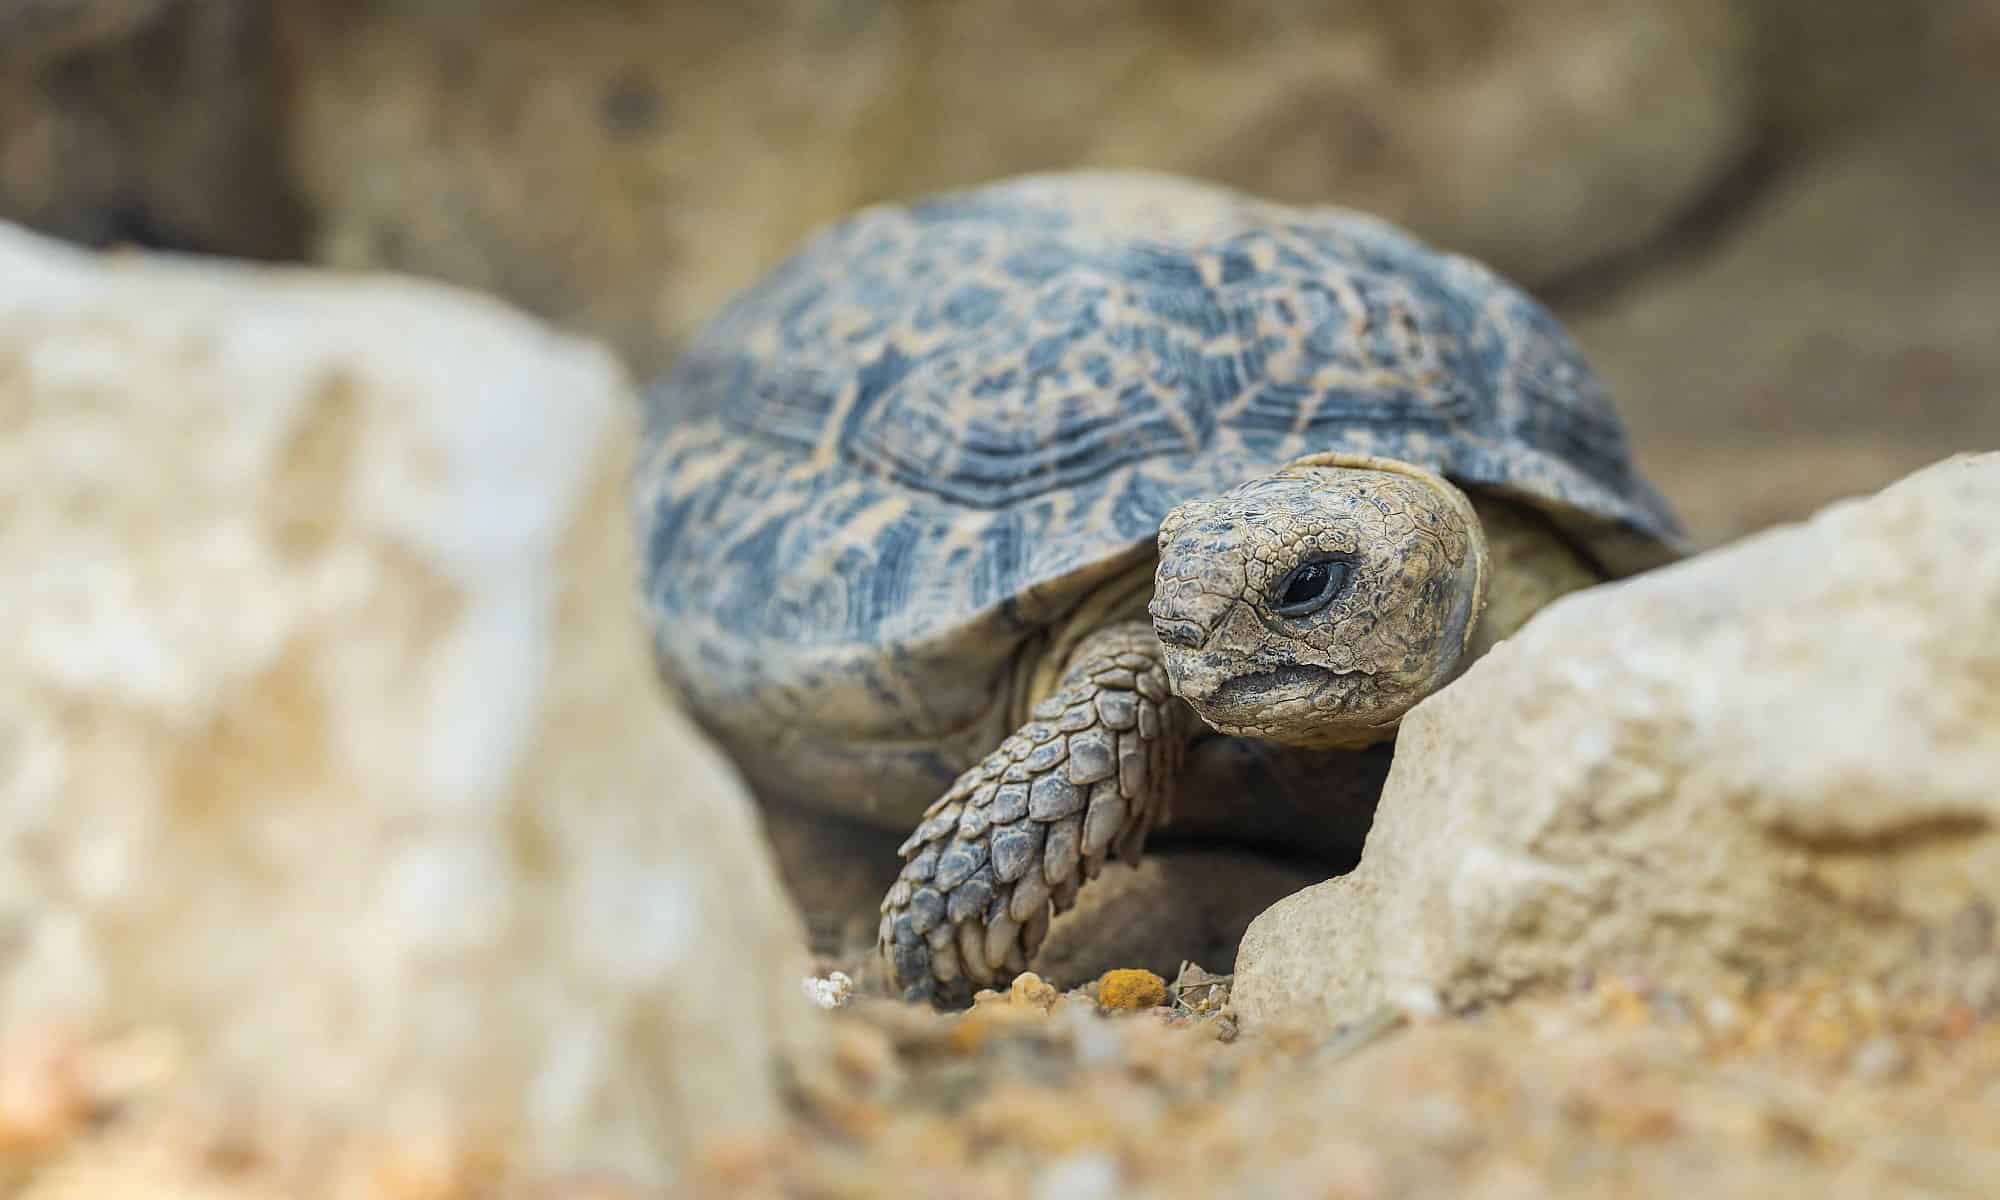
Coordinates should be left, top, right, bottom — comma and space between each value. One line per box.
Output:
636, 173, 1683, 760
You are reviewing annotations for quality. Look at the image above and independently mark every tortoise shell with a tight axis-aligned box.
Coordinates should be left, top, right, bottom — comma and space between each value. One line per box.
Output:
635, 171, 1685, 822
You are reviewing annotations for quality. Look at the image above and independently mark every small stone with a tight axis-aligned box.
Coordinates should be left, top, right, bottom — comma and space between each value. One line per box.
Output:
1096, 968, 1168, 1011
1032, 1151, 1121, 1200
1848, 1036, 1910, 1082
1009, 971, 1059, 1011
800, 971, 855, 1010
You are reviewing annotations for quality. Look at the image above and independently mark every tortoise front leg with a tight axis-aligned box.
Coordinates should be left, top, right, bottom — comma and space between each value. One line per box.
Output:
879, 620, 1187, 1005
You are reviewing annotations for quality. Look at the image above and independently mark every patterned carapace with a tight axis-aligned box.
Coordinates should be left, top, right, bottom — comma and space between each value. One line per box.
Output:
635, 171, 1685, 830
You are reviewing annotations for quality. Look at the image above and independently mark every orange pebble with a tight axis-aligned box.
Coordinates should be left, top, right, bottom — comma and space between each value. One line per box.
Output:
1096, 969, 1168, 1011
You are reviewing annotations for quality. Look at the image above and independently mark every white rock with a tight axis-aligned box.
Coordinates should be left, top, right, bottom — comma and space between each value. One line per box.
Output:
0, 222, 819, 1190
1234, 453, 2000, 1030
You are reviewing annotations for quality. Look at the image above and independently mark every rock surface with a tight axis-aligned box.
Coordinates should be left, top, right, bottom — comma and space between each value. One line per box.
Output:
1567, 67, 2000, 546
0, 0, 178, 63
281, 0, 895, 379
0, 222, 818, 1190
1234, 453, 2000, 1032
0, 0, 304, 258
876, 0, 1758, 294
12, 970, 2000, 1197
282, 0, 1758, 374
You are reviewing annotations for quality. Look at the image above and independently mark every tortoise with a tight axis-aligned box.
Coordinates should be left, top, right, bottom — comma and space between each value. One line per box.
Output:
634, 170, 1687, 1005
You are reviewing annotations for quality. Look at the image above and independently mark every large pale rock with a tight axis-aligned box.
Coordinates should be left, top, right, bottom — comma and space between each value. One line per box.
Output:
0, 222, 818, 1190
1234, 454, 2000, 1031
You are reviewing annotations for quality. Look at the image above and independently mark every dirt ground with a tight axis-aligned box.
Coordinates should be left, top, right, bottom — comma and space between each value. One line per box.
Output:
681, 970, 2000, 1200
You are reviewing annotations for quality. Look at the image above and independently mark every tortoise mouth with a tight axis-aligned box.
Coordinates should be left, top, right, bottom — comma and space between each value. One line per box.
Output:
1205, 665, 1338, 713
1190, 663, 1414, 749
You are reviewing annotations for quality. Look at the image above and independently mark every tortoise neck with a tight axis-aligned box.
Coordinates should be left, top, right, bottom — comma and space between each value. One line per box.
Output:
1006, 560, 1159, 730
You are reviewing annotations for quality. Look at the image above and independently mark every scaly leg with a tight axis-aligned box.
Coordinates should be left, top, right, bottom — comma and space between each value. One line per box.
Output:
878, 620, 1187, 1005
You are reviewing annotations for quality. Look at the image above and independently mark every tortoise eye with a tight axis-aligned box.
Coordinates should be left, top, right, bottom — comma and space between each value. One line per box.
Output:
1272, 557, 1351, 617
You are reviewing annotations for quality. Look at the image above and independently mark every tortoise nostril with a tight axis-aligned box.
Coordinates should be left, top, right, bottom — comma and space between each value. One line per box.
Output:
1155, 619, 1206, 650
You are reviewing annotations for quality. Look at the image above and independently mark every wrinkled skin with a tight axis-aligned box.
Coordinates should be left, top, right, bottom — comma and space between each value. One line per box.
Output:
1150, 454, 1488, 749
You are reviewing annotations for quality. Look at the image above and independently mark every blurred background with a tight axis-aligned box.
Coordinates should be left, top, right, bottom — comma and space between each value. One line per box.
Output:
6, 0, 1994, 545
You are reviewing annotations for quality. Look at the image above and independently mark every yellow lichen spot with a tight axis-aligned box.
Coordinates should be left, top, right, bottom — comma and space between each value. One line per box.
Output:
1096, 969, 1168, 1011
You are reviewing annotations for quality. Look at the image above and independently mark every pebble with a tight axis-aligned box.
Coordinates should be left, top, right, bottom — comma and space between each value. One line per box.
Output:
1096, 968, 1168, 1011
1848, 1035, 1911, 1082
1031, 1151, 1121, 1200
1010, 971, 1060, 1011
802, 970, 856, 1009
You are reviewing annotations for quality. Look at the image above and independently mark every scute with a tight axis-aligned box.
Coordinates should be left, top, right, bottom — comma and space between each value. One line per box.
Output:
635, 170, 1685, 823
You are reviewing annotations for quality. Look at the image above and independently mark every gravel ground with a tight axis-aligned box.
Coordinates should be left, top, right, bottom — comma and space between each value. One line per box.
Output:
2, 963, 1996, 1197
686, 968, 2000, 1200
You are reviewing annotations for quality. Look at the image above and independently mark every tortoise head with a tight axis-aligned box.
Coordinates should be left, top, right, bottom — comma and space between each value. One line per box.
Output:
1147, 453, 1489, 749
